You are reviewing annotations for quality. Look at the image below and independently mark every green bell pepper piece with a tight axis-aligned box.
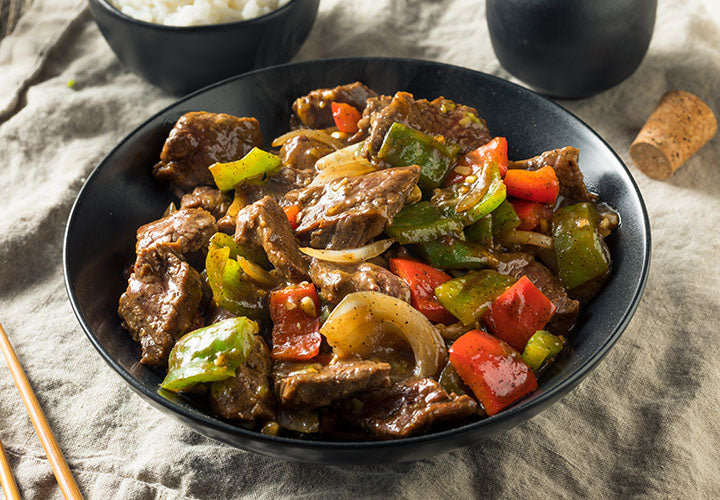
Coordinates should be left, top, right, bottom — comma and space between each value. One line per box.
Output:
431, 161, 506, 225
209, 147, 281, 191
209, 232, 270, 268
385, 201, 463, 244
552, 202, 610, 289
490, 199, 521, 236
464, 215, 493, 247
435, 270, 515, 325
418, 236, 498, 270
206, 246, 266, 318
378, 122, 461, 189
438, 362, 468, 396
161, 317, 259, 392
521, 330, 564, 371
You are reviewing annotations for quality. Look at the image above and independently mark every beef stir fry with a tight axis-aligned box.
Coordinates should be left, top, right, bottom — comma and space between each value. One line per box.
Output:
118, 82, 619, 440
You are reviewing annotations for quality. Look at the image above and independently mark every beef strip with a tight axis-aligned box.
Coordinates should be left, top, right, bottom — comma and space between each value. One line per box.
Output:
209, 334, 275, 422
509, 147, 597, 203
234, 196, 310, 281
497, 253, 580, 334
118, 245, 203, 366
180, 186, 232, 220
153, 112, 263, 190
309, 259, 411, 304
292, 82, 379, 129
344, 377, 478, 439
136, 208, 217, 261
352, 95, 392, 143
272, 359, 392, 409
361, 92, 492, 161
280, 133, 336, 173
284, 165, 421, 249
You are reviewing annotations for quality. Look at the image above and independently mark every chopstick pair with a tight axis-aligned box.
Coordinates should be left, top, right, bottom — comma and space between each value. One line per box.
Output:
0, 437, 21, 500
0, 320, 83, 500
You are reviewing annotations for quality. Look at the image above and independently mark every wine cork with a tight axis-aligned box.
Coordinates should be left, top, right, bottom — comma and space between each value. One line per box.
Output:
630, 90, 716, 180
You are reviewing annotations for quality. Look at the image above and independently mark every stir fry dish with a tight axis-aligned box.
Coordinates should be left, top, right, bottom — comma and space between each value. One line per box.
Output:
118, 82, 619, 440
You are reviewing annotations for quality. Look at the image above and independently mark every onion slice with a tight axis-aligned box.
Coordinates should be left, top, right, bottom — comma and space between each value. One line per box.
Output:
314, 142, 366, 171
300, 239, 395, 264
320, 291, 447, 378
237, 256, 275, 287
271, 129, 343, 150
500, 230, 554, 249
310, 160, 375, 186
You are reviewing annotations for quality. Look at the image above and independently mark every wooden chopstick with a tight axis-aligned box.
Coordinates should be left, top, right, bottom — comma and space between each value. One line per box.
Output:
0, 436, 21, 500
0, 321, 83, 500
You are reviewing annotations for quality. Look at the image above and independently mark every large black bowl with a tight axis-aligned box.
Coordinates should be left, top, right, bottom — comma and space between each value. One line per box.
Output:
88, 0, 319, 95
63, 57, 651, 464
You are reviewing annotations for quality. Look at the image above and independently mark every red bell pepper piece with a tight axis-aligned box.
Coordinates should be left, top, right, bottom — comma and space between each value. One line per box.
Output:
509, 200, 554, 231
331, 102, 362, 134
283, 205, 300, 231
269, 283, 322, 360
389, 258, 456, 324
486, 276, 556, 352
444, 137, 509, 186
504, 166, 559, 204
449, 330, 537, 416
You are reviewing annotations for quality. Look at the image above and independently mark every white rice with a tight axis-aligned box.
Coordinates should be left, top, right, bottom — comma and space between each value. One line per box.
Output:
109, 0, 292, 27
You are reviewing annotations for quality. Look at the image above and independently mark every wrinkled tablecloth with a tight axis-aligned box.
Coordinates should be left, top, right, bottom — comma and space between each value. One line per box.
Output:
1, 1, 719, 498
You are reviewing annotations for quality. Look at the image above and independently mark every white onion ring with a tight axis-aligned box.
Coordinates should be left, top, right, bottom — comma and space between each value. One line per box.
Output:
300, 239, 395, 264
319, 291, 447, 378
271, 129, 343, 150
500, 230, 554, 249
313, 142, 366, 171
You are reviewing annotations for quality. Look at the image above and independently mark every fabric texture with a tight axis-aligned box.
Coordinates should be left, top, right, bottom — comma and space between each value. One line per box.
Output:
1, 0, 719, 498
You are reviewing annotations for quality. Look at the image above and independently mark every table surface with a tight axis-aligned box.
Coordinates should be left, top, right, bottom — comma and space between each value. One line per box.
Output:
1, 0, 719, 498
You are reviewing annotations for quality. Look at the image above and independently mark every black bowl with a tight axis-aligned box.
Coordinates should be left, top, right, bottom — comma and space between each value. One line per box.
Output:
486, 0, 657, 99
88, 0, 319, 95
63, 57, 651, 464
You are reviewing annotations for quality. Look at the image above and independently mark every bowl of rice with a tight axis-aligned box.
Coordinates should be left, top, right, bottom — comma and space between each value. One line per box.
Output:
89, 0, 320, 94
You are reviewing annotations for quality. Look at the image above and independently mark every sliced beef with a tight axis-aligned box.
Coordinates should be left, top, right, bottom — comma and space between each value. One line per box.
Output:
309, 259, 410, 304
272, 359, 392, 409
292, 82, 379, 129
352, 95, 392, 143
284, 165, 420, 249
344, 377, 478, 439
362, 92, 492, 161
510, 147, 597, 203
136, 208, 217, 261
153, 111, 263, 190
209, 335, 275, 422
280, 133, 336, 174
180, 186, 232, 220
234, 196, 309, 281
497, 253, 580, 334
118, 245, 203, 366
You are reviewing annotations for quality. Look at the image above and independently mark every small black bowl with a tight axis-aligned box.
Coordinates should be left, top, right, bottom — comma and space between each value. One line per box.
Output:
88, 0, 319, 95
486, 0, 657, 99
63, 57, 651, 464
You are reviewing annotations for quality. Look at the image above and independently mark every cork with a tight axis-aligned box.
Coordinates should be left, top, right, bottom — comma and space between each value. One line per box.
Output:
629, 90, 716, 180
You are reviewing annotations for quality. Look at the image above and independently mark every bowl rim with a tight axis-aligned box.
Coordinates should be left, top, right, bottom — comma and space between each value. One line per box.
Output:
63, 56, 651, 452
92, 0, 299, 31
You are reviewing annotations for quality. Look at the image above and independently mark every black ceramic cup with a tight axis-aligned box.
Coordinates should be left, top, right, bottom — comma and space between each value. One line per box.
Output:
88, 0, 320, 95
486, 0, 657, 99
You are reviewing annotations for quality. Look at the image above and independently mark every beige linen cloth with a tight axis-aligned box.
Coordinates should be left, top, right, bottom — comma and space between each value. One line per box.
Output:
1, 0, 719, 498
